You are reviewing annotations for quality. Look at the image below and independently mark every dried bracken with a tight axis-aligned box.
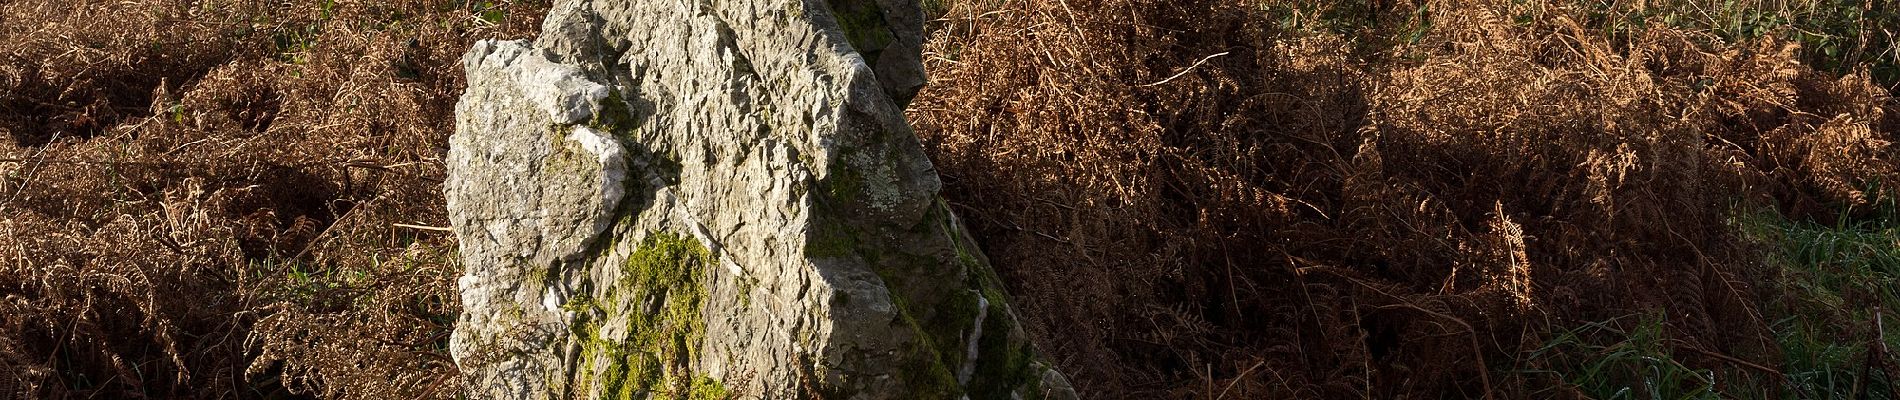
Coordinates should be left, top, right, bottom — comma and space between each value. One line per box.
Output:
0, 1, 548, 398
913, 0, 1897, 398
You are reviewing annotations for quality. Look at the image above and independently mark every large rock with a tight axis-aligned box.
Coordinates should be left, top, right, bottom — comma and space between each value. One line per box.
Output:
444, 0, 1073, 398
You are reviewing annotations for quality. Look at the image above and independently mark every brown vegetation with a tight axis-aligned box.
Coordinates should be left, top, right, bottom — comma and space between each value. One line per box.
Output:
912, 0, 1898, 398
2, 0, 1897, 398
0, 1, 547, 398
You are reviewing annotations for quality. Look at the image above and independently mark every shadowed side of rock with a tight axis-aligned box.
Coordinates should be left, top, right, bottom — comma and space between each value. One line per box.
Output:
444, 0, 1074, 398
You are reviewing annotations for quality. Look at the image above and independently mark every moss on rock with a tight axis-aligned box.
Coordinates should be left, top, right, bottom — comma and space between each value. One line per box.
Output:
570, 232, 729, 399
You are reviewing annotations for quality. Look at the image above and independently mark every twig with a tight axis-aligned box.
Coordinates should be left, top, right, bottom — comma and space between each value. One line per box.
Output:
289, 196, 377, 261
1215, 360, 1267, 399
1002, 221, 1073, 245
393, 223, 453, 232
1879, 307, 1889, 355
1676, 345, 1782, 377
344, 161, 427, 171
1141, 52, 1231, 87
1857, 306, 1893, 400
1, 129, 60, 212
0, 158, 176, 165
1205, 363, 1213, 399
340, 160, 446, 183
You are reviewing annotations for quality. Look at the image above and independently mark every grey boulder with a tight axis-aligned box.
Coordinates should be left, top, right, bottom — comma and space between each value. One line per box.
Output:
444, 0, 1074, 398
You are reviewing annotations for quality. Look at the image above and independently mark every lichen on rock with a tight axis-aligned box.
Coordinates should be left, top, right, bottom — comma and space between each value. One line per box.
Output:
444, 0, 1072, 398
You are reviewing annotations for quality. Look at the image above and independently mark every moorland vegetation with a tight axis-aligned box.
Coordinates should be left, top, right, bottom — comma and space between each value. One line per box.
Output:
2, 0, 1897, 398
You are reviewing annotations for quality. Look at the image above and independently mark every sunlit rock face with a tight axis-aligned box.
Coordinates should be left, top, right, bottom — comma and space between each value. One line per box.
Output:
443, 0, 1074, 398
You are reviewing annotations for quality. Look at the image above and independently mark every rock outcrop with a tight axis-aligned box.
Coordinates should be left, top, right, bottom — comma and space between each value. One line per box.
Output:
444, 0, 1073, 398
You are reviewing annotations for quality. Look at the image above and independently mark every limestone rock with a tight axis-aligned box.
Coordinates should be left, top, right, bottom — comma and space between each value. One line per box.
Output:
444, 0, 1073, 398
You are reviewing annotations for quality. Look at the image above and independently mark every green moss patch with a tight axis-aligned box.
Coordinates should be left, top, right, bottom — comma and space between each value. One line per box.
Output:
570, 232, 730, 399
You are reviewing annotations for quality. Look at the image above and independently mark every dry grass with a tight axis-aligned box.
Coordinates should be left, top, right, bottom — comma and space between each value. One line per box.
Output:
912, 0, 1898, 398
0, 0, 547, 398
